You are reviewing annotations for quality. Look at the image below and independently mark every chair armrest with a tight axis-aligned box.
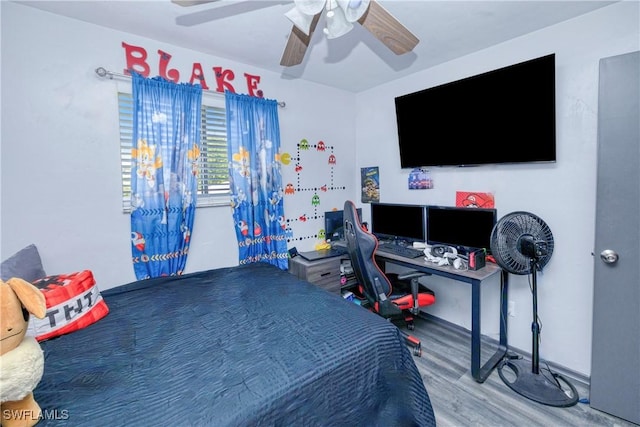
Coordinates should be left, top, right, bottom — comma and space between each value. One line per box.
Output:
397, 271, 429, 315
397, 270, 429, 281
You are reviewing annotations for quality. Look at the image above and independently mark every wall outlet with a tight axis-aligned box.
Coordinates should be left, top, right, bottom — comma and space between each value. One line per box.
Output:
508, 300, 516, 317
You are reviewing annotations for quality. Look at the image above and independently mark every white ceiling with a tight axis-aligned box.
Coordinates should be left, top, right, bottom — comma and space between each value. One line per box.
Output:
15, 0, 617, 92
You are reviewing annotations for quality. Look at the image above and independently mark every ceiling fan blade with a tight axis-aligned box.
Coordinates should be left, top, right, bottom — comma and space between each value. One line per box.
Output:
280, 13, 321, 67
171, 0, 221, 7
358, 1, 419, 55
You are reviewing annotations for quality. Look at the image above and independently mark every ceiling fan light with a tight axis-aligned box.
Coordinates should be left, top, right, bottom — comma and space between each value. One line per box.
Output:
285, 7, 316, 35
324, 5, 353, 39
336, 0, 370, 22
294, 0, 326, 16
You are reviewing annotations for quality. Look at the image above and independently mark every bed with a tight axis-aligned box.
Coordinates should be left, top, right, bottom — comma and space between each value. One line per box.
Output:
33, 262, 435, 426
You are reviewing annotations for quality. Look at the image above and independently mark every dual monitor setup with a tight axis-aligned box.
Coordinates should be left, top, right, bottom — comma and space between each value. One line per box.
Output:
326, 203, 497, 256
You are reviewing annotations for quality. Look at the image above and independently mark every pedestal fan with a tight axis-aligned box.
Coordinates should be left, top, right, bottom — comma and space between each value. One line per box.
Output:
490, 211, 578, 407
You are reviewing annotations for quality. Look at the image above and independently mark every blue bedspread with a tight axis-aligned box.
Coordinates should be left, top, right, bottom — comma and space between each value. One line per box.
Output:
35, 263, 435, 426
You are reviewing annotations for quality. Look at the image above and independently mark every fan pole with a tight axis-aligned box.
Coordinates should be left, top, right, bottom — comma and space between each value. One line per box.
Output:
531, 258, 540, 375
497, 255, 579, 407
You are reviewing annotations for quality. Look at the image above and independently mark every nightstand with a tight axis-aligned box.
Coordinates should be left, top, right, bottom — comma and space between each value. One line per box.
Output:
288, 254, 345, 294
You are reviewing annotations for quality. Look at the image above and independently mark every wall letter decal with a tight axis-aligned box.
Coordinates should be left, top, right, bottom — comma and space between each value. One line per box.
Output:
189, 63, 209, 90
158, 49, 180, 83
122, 42, 150, 77
121, 42, 267, 97
244, 73, 262, 98
213, 67, 236, 93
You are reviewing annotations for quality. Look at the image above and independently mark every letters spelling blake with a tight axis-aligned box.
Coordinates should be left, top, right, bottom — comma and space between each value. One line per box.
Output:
122, 42, 265, 98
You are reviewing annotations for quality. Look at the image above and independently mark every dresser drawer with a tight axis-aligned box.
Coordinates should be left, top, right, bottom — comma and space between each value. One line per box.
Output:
289, 255, 343, 294
310, 270, 342, 294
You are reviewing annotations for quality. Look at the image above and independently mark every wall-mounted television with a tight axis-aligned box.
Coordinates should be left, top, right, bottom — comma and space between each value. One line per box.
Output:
370, 202, 426, 243
394, 54, 556, 168
426, 205, 497, 254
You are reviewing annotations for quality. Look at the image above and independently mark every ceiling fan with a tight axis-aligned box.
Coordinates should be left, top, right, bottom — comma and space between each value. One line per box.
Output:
172, 0, 419, 67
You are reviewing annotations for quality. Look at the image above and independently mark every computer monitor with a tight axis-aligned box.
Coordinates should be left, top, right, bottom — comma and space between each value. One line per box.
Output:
426, 205, 497, 253
370, 202, 426, 243
325, 208, 362, 242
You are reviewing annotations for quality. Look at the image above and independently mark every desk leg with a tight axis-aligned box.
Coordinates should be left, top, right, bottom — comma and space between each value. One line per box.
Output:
471, 279, 482, 381
471, 271, 509, 383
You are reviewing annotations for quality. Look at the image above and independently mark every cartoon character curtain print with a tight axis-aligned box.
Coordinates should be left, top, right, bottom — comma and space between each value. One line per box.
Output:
130, 73, 202, 279
225, 92, 288, 270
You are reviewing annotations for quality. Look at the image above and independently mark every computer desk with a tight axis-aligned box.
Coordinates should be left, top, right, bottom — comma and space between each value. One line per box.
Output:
374, 251, 509, 383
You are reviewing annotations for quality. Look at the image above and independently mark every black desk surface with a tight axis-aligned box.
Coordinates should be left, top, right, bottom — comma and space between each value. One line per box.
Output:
333, 241, 501, 281
374, 250, 501, 282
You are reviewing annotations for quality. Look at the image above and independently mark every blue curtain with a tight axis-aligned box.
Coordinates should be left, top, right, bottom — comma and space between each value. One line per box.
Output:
225, 92, 288, 270
130, 73, 202, 279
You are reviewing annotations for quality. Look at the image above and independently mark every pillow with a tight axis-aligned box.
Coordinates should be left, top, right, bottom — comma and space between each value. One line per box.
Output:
27, 270, 109, 342
1, 244, 46, 282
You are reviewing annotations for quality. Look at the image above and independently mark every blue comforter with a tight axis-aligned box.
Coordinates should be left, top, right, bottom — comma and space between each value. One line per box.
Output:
35, 263, 435, 426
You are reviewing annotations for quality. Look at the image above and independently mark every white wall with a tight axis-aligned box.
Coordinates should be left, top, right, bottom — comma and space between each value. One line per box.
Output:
355, 1, 639, 376
0, 3, 356, 289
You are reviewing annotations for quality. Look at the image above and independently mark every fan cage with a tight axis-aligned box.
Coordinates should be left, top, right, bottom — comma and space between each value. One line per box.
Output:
490, 211, 554, 275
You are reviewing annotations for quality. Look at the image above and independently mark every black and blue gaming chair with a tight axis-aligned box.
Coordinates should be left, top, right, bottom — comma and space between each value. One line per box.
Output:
343, 200, 435, 356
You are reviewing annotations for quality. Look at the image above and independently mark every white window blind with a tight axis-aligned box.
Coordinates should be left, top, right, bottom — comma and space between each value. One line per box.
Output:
118, 92, 230, 212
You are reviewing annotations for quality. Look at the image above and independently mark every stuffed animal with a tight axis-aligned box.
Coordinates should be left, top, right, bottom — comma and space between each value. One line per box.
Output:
0, 278, 47, 427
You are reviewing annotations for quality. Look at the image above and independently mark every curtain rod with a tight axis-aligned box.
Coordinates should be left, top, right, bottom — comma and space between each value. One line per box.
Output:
95, 67, 286, 108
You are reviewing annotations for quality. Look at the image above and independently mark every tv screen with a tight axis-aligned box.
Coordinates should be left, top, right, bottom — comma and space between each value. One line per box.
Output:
370, 203, 426, 243
395, 54, 556, 168
426, 206, 497, 253
325, 208, 361, 242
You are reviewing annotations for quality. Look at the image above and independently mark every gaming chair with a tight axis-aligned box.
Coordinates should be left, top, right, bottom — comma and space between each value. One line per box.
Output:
343, 200, 436, 356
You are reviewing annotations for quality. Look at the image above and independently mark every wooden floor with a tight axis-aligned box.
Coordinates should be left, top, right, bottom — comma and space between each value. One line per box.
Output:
408, 316, 636, 427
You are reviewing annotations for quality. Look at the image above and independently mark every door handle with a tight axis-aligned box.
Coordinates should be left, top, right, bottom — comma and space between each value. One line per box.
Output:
600, 249, 619, 264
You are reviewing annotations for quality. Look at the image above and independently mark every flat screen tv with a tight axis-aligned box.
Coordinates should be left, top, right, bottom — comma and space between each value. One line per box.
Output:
370, 202, 426, 243
426, 206, 497, 254
325, 208, 362, 242
394, 54, 556, 168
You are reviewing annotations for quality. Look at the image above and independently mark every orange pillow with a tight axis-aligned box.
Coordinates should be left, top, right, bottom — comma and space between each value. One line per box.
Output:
28, 270, 109, 341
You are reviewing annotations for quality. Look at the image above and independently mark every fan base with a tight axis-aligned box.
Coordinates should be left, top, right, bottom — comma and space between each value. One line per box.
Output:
498, 358, 579, 407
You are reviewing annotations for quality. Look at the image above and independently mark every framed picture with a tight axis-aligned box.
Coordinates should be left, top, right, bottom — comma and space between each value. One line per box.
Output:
408, 168, 433, 190
456, 191, 495, 208
361, 167, 380, 203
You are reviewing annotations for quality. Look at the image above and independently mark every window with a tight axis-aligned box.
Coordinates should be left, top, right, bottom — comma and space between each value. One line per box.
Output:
118, 92, 230, 211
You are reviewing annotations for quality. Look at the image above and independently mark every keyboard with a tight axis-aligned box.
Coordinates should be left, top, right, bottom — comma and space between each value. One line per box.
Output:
376, 244, 425, 259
